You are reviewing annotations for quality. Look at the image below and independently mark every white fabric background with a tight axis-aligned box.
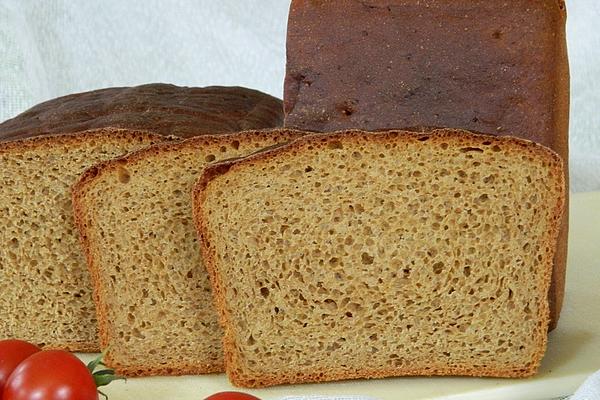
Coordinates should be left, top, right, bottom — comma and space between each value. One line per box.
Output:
0, 0, 598, 192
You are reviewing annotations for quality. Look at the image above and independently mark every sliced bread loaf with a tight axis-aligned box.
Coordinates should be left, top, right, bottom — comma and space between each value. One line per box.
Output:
71, 129, 302, 375
0, 85, 284, 352
193, 129, 565, 387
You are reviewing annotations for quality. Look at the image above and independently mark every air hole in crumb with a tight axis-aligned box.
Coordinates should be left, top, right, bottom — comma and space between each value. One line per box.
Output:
440, 143, 449, 150
260, 287, 269, 298
463, 267, 471, 277
327, 141, 344, 150
460, 147, 484, 153
345, 312, 353, 318
205, 154, 216, 162
492, 30, 503, 39
491, 145, 501, 152
418, 136, 430, 141
117, 167, 130, 183
231, 140, 240, 150
324, 299, 338, 310
361, 252, 374, 265
432, 262, 444, 274
305, 166, 314, 173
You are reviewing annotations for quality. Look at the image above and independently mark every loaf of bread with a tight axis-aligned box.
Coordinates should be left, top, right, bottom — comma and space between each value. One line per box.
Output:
193, 129, 565, 387
71, 130, 302, 375
0, 85, 284, 352
0, 83, 283, 142
283, 0, 569, 329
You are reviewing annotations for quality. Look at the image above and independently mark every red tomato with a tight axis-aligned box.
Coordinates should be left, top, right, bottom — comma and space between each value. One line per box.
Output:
3, 350, 97, 400
0, 340, 41, 399
204, 392, 261, 400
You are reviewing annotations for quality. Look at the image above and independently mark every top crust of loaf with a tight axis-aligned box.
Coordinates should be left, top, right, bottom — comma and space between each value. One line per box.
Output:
194, 128, 565, 387
0, 128, 167, 155
0, 84, 284, 142
73, 129, 304, 188
197, 129, 564, 198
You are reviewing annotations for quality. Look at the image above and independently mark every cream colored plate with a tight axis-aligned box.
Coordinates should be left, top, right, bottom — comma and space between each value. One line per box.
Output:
78, 191, 600, 400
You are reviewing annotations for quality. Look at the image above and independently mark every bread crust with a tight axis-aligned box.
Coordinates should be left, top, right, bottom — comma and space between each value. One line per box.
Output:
71, 129, 304, 375
0, 84, 283, 142
0, 128, 166, 154
193, 129, 565, 388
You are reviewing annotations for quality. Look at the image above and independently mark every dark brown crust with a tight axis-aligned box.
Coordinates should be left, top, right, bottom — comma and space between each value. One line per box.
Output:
71, 129, 304, 375
0, 84, 283, 142
193, 128, 566, 388
284, 0, 569, 329
0, 128, 166, 352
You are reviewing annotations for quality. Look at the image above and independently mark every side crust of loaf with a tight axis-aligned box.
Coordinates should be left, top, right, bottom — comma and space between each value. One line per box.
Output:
71, 129, 304, 375
0, 129, 167, 352
193, 129, 565, 387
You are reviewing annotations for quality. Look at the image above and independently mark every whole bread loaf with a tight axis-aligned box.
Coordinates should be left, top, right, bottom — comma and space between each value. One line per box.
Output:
71, 130, 302, 375
0, 85, 284, 352
0, 83, 283, 142
194, 129, 565, 387
284, 0, 569, 329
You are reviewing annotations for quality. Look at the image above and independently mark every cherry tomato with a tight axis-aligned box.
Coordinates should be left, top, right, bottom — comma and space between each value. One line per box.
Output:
0, 340, 41, 399
204, 392, 261, 400
3, 350, 97, 400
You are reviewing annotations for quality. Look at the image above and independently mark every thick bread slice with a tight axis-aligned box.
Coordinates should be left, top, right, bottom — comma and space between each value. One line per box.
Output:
193, 129, 565, 387
0, 83, 283, 142
71, 129, 303, 376
0, 129, 164, 351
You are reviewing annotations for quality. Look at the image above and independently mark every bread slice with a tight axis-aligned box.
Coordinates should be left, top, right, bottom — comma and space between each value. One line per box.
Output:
71, 129, 302, 376
0, 85, 284, 352
193, 129, 565, 387
0, 129, 164, 351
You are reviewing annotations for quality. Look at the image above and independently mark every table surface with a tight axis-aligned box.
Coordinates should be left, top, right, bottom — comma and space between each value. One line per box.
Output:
78, 191, 600, 400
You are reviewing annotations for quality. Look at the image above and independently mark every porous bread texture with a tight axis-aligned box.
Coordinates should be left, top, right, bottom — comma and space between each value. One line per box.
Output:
0, 129, 165, 351
194, 129, 565, 388
71, 129, 303, 376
